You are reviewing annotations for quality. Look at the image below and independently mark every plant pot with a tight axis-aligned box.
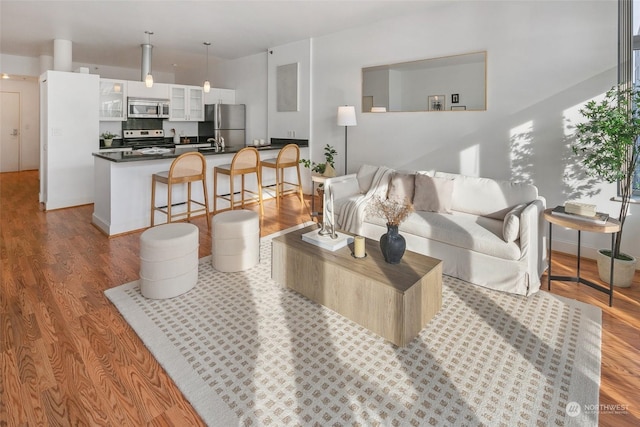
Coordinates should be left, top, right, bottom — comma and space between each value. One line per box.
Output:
379, 223, 406, 264
323, 163, 336, 177
104, 138, 113, 147
596, 249, 637, 288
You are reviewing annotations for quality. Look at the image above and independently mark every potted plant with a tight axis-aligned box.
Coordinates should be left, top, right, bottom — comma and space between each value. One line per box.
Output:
574, 84, 640, 287
300, 144, 338, 177
100, 131, 118, 147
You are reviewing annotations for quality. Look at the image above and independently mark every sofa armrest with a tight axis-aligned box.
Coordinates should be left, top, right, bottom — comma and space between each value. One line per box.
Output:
519, 196, 547, 278
324, 174, 360, 201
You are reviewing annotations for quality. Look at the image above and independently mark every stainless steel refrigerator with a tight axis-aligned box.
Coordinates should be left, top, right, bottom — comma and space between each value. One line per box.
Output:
198, 104, 246, 149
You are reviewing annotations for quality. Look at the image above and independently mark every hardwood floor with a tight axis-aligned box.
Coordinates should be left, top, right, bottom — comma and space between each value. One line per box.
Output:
1, 170, 638, 426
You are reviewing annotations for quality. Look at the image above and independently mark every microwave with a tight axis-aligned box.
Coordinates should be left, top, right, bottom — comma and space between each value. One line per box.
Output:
127, 97, 170, 118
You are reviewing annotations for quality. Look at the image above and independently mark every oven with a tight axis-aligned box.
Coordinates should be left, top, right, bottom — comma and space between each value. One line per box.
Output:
122, 129, 170, 149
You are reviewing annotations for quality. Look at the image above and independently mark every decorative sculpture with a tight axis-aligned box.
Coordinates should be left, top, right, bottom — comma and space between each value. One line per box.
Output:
318, 184, 338, 239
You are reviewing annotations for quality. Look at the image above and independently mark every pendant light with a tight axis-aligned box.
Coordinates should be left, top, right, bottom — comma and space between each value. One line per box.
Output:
144, 31, 154, 88
203, 42, 211, 93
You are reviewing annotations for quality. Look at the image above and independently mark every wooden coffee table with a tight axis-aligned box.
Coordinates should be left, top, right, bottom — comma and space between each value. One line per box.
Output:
271, 225, 443, 346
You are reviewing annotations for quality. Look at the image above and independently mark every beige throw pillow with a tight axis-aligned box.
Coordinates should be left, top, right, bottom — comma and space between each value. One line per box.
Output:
502, 203, 527, 242
356, 165, 378, 194
387, 172, 415, 204
413, 174, 454, 213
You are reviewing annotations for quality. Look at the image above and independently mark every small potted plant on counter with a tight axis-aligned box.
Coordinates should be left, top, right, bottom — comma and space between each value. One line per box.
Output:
574, 84, 640, 287
100, 132, 118, 147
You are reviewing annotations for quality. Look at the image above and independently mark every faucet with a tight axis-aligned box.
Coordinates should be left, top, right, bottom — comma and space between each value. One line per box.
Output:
207, 137, 222, 152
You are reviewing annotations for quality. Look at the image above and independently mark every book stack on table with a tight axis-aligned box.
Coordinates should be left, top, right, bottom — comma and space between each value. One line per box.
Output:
551, 202, 609, 225
564, 201, 596, 216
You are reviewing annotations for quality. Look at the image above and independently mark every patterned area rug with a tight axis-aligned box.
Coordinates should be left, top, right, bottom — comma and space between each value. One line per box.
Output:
106, 227, 601, 426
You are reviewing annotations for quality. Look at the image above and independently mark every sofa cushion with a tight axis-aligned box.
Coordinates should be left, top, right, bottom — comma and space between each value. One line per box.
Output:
502, 203, 527, 242
387, 172, 415, 204
366, 210, 522, 261
356, 164, 379, 193
434, 172, 538, 219
413, 174, 454, 213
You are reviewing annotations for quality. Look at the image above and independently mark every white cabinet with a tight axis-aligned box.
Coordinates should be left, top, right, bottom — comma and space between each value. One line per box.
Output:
169, 85, 204, 121
127, 81, 170, 99
99, 79, 127, 121
204, 88, 236, 105
40, 70, 99, 210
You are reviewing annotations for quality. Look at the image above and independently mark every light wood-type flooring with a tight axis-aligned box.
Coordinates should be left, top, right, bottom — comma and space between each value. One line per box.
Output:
1, 170, 638, 426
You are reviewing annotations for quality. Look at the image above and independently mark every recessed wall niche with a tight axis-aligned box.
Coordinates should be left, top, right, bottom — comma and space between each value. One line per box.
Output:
362, 51, 486, 112
277, 62, 299, 112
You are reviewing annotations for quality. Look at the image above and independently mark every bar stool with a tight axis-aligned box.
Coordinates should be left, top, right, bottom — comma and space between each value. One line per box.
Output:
213, 147, 264, 215
151, 151, 211, 230
260, 143, 304, 208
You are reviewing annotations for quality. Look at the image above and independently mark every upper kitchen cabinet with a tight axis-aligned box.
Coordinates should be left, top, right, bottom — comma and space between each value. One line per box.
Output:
127, 81, 170, 99
204, 88, 236, 105
99, 79, 127, 121
169, 85, 204, 121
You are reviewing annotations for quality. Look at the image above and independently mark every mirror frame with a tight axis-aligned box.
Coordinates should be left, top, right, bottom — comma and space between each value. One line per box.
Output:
361, 51, 487, 113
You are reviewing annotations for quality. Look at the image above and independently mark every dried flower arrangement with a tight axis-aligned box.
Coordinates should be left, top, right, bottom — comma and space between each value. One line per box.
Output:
367, 196, 414, 226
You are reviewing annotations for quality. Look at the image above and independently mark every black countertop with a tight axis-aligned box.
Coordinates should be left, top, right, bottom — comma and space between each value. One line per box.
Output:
93, 139, 309, 163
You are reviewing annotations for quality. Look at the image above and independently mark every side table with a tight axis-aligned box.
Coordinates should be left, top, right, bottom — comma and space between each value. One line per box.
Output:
543, 208, 621, 306
310, 174, 328, 221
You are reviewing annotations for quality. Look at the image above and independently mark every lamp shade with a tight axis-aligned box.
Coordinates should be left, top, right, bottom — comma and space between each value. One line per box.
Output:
337, 106, 357, 126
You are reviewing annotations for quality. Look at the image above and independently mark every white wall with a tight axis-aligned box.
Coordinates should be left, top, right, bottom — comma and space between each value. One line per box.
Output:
211, 52, 269, 145
267, 39, 311, 141
305, 1, 637, 259
0, 77, 40, 170
1, 54, 41, 76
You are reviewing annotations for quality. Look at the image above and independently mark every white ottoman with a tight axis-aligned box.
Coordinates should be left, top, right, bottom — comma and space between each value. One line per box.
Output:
139, 223, 199, 299
212, 210, 260, 272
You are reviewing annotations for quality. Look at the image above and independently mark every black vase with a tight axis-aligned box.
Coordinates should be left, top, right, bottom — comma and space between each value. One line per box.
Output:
380, 223, 406, 264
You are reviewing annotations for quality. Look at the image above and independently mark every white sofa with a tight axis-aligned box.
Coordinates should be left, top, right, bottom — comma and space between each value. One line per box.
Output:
325, 165, 547, 296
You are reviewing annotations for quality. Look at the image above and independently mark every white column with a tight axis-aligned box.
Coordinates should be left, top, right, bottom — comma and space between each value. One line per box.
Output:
53, 39, 72, 72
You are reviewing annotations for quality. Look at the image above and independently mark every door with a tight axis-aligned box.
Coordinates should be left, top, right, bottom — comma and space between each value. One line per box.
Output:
0, 92, 20, 172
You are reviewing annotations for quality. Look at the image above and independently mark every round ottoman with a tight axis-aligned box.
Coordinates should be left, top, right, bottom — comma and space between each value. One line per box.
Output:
139, 223, 199, 299
212, 210, 260, 272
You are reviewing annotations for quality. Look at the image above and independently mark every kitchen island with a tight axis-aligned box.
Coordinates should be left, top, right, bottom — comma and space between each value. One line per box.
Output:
92, 143, 309, 236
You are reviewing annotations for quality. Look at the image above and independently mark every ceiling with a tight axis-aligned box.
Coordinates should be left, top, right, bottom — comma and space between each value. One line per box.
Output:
0, 1, 437, 74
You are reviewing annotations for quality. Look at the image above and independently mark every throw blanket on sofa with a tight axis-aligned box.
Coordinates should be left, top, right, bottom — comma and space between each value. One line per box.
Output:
331, 166, 393, 235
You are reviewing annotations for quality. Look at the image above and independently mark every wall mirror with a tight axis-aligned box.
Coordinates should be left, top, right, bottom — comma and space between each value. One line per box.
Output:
362, 51, 486, 112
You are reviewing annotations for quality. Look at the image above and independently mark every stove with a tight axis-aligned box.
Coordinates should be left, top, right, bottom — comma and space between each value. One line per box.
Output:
122, 129, 171, 148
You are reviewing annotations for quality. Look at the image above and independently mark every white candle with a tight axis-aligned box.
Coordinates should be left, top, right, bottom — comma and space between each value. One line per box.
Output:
354, 235, 365, 258
330, 191, 335, 236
